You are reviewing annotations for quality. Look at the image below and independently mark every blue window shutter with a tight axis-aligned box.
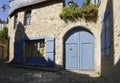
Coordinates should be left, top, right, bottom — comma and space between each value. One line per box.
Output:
46, 38, 55, 66
14, 41, 23, 64
102, 11, 110, 56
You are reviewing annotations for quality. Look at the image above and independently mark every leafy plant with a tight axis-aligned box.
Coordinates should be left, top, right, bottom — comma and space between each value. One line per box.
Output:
82, 0, 89, 7
0, 27, 8, 39
96, 71, 101, 76
60, 3, 79, 21
60, 2, 98, 22
81, 4, 98, 21
70, 3, 79, 9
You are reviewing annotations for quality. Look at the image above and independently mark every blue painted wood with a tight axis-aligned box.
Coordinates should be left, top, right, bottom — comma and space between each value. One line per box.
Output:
46, 38, 55, 66
25, 56, 46, 65
65, 29, 95, 70
65, 29, 79, 69
80, 43, 94, 70
102, 11, 110, 56
65, 0, 84, 7
79, 30, 95, 70
46, 38, 54, 52
24, 37, 55, 66
66, 43, 78, 69
14, 41, 23, 64
65, 29, 79, 44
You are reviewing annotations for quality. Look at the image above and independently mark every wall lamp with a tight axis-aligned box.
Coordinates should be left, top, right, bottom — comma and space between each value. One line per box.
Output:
1, 0, 15, 12
68, 0, 74, 5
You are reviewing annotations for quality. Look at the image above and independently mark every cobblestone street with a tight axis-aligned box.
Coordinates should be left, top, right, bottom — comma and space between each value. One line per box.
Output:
0, 62, 111, 83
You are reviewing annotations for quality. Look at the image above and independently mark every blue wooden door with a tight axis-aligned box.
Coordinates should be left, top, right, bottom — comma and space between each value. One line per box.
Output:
65, 29, 95, 70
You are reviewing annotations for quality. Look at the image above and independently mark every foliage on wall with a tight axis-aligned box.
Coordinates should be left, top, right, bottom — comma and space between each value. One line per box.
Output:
0, 27, 8, 39
60, 2, 98, 22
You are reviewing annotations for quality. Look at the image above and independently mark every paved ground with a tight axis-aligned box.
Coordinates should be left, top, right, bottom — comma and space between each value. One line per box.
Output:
0, 62, 110, 83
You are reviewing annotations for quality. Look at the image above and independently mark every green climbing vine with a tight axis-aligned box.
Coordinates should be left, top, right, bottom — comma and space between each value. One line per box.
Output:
60, 2, 98, 22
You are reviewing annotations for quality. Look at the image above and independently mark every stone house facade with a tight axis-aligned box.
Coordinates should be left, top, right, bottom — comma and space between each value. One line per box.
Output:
8, 0, 120, 79
100, 0, 120, 82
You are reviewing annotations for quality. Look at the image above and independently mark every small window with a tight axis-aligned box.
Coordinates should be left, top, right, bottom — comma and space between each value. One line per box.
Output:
24, 10, 31, 26
94, 0, 101, 6
25, 39, 45, 57
14, 14, 18, 29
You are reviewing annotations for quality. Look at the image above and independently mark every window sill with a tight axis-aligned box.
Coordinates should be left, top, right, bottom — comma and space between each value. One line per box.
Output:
24, 24, 31, 28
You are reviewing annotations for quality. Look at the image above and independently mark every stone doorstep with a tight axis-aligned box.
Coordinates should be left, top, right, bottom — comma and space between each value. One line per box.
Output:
68, 70, 100, 77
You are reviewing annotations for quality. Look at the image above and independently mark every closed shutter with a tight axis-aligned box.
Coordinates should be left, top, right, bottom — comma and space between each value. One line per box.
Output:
14, 41, 23, 64
46, 38, 55, 66
102, 11, 110, 56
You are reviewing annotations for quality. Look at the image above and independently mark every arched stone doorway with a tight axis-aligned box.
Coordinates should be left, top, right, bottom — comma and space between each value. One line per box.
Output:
64, 28, 95, 70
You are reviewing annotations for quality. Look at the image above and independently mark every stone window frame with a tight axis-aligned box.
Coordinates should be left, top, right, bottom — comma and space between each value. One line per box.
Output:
14, 14, 18, 29
24, 10, 32, 26
94, 0, 101, 6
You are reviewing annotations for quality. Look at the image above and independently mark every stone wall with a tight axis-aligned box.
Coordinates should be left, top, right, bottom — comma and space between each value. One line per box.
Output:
9, 1, 102, 75
113, 0, 120, 65
98, 0, 120, 82
0, 39, 8, 61
110, 0, 120, 83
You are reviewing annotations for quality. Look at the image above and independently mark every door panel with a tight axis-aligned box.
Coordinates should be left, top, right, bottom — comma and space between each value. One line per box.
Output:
79, 30, 94, 43
80, 43, 94, 70
65, 30, 79, 44
66, 43, 78, 69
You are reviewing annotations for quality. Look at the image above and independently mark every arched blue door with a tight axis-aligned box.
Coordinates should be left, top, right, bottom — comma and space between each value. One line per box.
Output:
65, 28, 95, 70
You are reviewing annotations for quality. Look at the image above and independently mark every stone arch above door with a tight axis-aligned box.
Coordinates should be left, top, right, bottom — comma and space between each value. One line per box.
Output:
62, 24, 96, 39
63, 27, 95, 70
55, 21, 101, 72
